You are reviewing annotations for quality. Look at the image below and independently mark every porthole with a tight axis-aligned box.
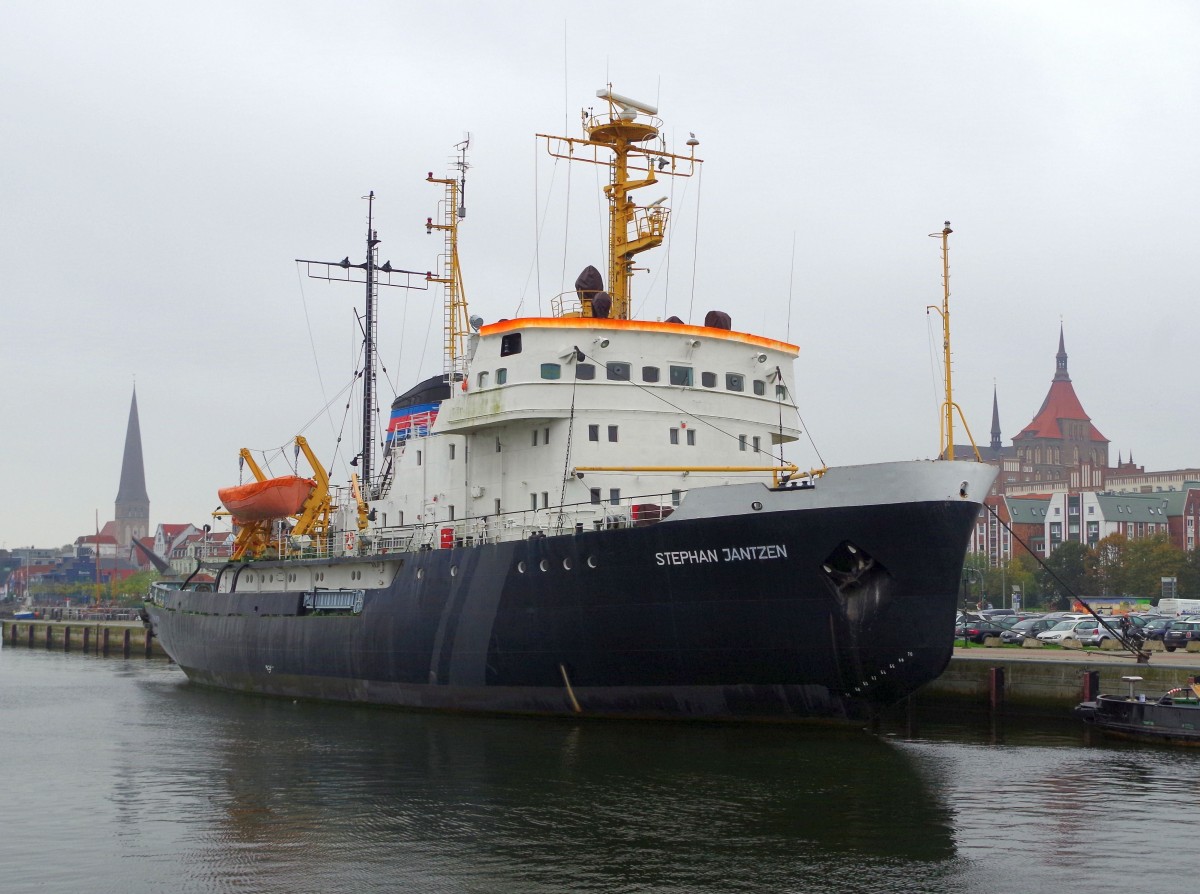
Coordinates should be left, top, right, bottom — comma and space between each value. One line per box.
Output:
563, 558, 573, 570
518, 561, 527, 574
587, 555, 598, 568
751, 501, 763, 511
539, 559, 550, 572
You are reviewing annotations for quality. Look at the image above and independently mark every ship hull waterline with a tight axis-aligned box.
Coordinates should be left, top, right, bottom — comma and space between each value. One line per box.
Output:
147, 476, 984, 723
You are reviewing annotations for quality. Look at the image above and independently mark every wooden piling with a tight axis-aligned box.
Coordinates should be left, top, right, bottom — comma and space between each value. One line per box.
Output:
989, 666, 1005, 713
27, 624, 35, 647
82, 626, 91, 653
143, 628, 153, 658
45, 624, 53, 649
101, 627, 110, 656
122, 628, 131, 658
64, 626, 71, 652
1082, 669, 1100, 702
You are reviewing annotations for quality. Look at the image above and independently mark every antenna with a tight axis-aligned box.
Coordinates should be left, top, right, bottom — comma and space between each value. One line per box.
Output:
296, 195, 429, 498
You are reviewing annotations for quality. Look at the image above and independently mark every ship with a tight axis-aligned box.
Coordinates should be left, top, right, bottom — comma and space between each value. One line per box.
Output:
1077, 677, 1200, 746
145, 88, 996, 721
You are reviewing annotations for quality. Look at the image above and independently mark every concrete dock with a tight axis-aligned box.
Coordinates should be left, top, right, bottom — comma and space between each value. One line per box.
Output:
919, 643, 1200, 715
1, 618, 164, 658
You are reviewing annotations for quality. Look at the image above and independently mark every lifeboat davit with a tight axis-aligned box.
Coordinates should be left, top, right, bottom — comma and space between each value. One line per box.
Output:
218, 476, 315, 521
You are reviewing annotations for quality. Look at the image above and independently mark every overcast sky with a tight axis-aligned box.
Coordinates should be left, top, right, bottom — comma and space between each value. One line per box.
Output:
3, 1, 1198, 549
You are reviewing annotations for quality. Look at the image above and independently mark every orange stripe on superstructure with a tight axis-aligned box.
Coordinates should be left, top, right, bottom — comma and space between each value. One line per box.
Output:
479, 317, 799, 355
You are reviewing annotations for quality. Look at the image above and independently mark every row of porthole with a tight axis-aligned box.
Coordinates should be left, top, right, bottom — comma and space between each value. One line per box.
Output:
518, 556, 599, 573
413, 555, 599, 580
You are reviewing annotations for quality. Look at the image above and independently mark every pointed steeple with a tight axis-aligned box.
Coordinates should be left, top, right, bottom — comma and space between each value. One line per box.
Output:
1054, 324, 1070, 382
114, 387, 150, 547
989, 384, 1002, 451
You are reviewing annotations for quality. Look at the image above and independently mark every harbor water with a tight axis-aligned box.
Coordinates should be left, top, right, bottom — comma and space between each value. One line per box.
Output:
2, 646, 1198, 894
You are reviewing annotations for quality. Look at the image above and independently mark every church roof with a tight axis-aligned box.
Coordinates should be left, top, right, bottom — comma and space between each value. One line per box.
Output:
1014, 326, 1108, 444
116, 388, 150, 503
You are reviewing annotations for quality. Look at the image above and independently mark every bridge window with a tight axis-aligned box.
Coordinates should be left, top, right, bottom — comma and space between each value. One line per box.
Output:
496, 368, 507, 384
606, 361, 631, 381
726, 373, 745, 392
540, 363, 561, 380
642, 366, 660, 383
576, 363, 596, 380
670, 365, 693, 386
701, 372, 717, 388
501, 333, 522, 356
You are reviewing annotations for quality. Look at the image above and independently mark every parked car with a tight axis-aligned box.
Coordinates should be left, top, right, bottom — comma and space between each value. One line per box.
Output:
955, 618, 1007, 644
1077, 618, 1130, 647
1037, 619, 1094, 644
1089, 614, 1154, 647
1163, 621, 1200, 652
1001, 617, 1059, 644
1142, 617, 1175, 642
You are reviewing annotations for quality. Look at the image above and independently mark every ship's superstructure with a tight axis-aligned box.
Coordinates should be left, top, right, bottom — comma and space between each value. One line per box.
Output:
145, 89, 995, 722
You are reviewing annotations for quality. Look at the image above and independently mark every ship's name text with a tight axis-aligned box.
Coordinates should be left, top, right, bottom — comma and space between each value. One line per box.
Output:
655, 545, 788, 566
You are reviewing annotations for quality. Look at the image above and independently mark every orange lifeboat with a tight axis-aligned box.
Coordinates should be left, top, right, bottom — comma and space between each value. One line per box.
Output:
218, 476, 316, 521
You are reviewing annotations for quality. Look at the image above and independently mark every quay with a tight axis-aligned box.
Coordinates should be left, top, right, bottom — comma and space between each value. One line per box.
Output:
917, 644, 1200, 716
0, 618, 164, 659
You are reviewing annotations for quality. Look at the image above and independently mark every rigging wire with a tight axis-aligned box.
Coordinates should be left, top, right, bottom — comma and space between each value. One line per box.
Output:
983, 501, 1148, 661
557, 359, 581, 530
295, 266, 341, 446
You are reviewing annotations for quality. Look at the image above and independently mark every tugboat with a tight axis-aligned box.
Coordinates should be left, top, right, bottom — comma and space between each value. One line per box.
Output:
1077, 676, 1200, 746
144, 88, 996, 721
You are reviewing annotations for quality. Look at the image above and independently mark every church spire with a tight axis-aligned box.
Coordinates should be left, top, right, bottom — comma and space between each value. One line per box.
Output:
989, 384, 1002, 451
114, 387, 150, 547
1054, 324, 1070, 382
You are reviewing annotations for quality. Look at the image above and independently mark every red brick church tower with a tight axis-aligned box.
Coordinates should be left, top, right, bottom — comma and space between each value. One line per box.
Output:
1012, 326, 1109, 488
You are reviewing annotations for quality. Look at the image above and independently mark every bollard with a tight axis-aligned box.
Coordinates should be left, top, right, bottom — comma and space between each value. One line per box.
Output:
122, 628, 131, 659
989, 666, 1005, 713
1082, 669, 1100, 702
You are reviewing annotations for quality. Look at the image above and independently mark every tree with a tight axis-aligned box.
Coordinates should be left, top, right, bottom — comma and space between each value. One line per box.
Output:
1039, 540, 1091, 608
1122, 534, 1183, 600
1088, 534, 1127, 597
1179, 548, 1200, 598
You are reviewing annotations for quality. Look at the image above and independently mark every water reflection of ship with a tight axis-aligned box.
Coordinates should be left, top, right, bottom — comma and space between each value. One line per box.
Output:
173, 691, 955, 885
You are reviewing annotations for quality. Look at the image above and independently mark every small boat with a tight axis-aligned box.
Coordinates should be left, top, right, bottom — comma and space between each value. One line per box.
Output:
217, 476, 315, 521
1076, 675, 1200, 746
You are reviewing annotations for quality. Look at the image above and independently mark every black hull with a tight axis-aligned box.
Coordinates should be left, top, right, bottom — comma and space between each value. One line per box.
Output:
147, 495, 979, 722
1077, 696, 1200, 746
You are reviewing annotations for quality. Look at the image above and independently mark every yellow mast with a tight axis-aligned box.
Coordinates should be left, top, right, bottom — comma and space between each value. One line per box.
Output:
927, 221, 981, 462
426, 138, 471, 381
541, 87, 701, 319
